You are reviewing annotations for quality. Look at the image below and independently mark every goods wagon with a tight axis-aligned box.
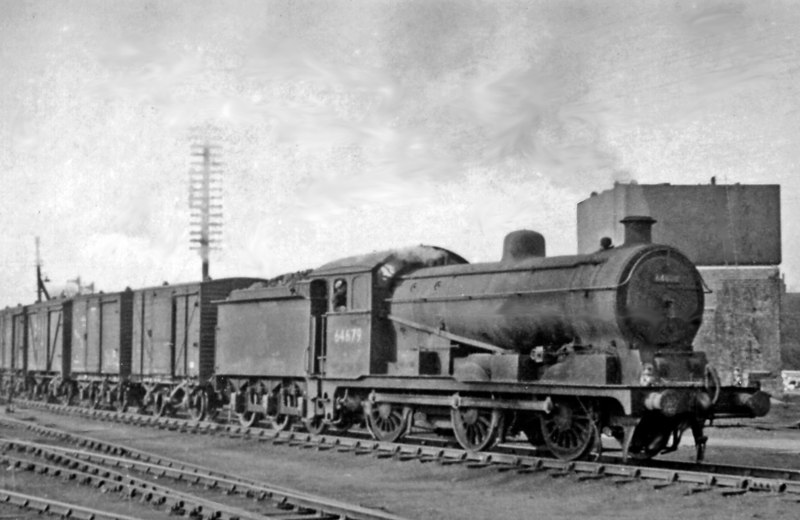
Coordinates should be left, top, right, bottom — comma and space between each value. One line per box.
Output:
128, 278, 263, 417
23, 298, 69, 399
65, 290, 133, 407
0, 306, 24, 394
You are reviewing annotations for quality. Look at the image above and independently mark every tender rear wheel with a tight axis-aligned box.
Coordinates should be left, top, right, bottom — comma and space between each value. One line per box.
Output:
265, 385, 295, 431
540, 398, 596, 461
365, 403, 411, 442
451, 407, 503, 452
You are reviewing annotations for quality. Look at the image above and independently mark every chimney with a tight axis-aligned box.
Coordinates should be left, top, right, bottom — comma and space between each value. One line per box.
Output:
621, 216, 656, 246
502, 230, 546, 262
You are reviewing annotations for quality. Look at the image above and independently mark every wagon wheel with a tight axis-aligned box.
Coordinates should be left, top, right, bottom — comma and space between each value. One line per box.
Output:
185, 389, 208, 423
237, 411, 259, 428
14, 379, 27, 400
271, 414, 293, 431
27, 382, 41, 401
46, 379, 61, 404
365, 403, 412, 442
59, 383, 77, 407
152, 391, 171, 418
540, 398, 596, 461
264, 385, 294, 431
135, 392, 151, 415
451, 407, 503, 452
78, 387, 94, 409
88, 388, 103, 410
1, 378, 12, 398
27, 383, 37, 401
113, 388, 129, 413
303, 415, 328, 435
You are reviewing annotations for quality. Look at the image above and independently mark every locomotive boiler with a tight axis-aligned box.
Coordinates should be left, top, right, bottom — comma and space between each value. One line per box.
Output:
390, 217, 703, 357
221, 216, 770, 461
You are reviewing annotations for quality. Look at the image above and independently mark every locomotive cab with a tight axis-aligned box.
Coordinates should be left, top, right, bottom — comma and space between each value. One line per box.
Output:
309, 247, 469, 379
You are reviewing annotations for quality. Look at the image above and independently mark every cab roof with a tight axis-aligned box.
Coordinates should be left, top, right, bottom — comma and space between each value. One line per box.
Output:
311, 245, 468, 277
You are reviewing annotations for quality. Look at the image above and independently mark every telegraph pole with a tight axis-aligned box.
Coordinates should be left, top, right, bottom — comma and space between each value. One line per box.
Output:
189, 143, 223, 281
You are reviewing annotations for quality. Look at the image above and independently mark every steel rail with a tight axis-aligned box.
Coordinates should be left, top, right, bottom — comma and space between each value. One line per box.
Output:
0, 409, 410, 520
0, 487, 143, 520
2, 438, 395, 520
11, 398, 800, 496
0, 445, 275, 520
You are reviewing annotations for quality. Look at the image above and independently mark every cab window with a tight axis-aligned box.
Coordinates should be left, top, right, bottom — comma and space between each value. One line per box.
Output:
332, 278, 348, 312
351, 275, 369, 310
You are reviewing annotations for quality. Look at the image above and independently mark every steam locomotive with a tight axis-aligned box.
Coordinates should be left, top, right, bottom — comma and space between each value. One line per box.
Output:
0, 217, 770, 461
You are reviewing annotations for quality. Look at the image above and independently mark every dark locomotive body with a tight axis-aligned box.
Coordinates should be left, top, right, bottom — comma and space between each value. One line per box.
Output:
220, 218, 769, 460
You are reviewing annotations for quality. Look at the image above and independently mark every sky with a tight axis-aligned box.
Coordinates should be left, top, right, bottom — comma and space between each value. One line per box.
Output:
1, 0, 799, 307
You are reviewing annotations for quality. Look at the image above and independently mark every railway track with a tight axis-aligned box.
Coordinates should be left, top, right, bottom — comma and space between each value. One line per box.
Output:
9, 398, 800, 499
0, 403, 410, 520
0, 488, 144, 520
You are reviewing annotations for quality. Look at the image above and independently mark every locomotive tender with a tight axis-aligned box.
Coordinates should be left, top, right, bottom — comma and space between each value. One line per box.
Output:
0, 217, 770, 461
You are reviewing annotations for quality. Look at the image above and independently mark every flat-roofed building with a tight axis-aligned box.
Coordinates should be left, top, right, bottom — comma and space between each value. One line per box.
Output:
577, 182, 782, 392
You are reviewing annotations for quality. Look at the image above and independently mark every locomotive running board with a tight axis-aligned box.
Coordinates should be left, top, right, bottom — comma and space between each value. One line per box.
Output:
386, 314, 511, 354
370, 391, 553, 412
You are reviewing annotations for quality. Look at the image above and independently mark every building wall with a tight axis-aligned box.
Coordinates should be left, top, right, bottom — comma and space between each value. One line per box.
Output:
577, 182, 783, 392
781, 292, 800, 371
577, 183, 781, 266
694, 267, 782, 392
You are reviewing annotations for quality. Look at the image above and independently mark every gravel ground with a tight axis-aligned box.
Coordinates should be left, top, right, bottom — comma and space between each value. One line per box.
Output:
4, 402, 800, 520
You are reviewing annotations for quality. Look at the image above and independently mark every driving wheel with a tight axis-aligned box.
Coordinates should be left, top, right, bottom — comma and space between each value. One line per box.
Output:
540, 398, 596, 460
365, 403, 411, 442
451, 407, 503, 452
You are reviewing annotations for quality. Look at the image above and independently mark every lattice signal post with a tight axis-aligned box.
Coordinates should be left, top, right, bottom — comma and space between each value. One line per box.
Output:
189, 143, 223, 281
